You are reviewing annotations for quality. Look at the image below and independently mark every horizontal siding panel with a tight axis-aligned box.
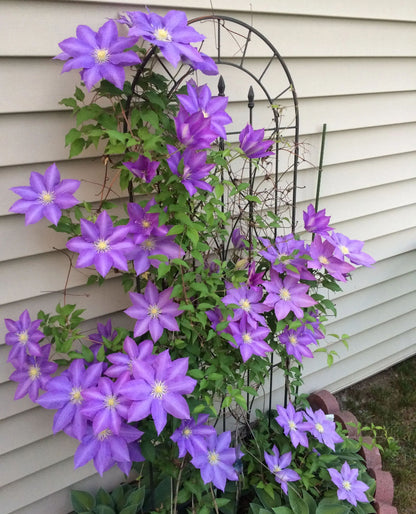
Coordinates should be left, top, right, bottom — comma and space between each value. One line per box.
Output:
4, 113, 416, 170
4, 57, 416, 114
0, 456, 98, 513
0, 432, 78, 488
296, 152, 416, 201
298, 122, 416, 169
54, 0, 416, 23
10, 467, 124, 514
0, 277, 131, 341
0, 382, 37, 420
2, 2, 416, 58
303, 327, 416, 393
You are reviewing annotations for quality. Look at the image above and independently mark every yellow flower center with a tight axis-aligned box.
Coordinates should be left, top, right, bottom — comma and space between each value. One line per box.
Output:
340, 245, 349, 255
242, 333, 252, 344
154, 28, 171, 41
182, 427, 192, 438
142, 220, 151, 228
342, 480, 352, 491
289, 336, 297, 345
239, 299, 251, 312
315, 422, 324, 433
148, 304, 161, 319
272, 465, 281, 474
151, 380, 167, 399
319, 256, 329, 265
202, 110, 209, 118
28, 365, 41, 381
94, 239, 110, 253
94, 48, 109, 64
279, 288, 291, 301
39, 190, 55, 205
18, 331, 29, 344
208, 451, 220, 465
70, 387, 83, 404
104, 394, 119, 409
288, 420, 296, 430
97, 428, 112, 441
142, 238, 155, 250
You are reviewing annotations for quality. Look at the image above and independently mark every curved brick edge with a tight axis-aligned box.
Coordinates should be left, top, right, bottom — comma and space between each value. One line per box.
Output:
308, 390, 397, 514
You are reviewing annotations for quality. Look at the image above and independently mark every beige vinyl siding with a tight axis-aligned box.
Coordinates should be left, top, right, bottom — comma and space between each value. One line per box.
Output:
0, 1, 415, 512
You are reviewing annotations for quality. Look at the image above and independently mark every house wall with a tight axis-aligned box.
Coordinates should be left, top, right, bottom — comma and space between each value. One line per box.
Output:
0, 1, 415, 512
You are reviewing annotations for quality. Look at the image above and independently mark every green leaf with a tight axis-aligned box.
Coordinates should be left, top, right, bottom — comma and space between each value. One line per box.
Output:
96, 488, 113, 507
126, 486, 145, 507
272, 508, 293, 514
316, 499, 351, 514
71, 490, 95, 512
60, 97, 78, 109
65, 128, 81, 146
302, 491, 317, 514
95, 506, 116, 514
167, 225, 184, 236
69, 138, 85, 158
187, 227, 199, 245
157, 261, 170, 279
141, 110, 159, 128
288, 487, 308, 514
74, 87, 85, 101
215, 498, 230, 507
119, 505, 139, 514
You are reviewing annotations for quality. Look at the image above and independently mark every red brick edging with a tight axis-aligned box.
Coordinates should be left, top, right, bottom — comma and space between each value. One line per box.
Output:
308, 390, 397, 514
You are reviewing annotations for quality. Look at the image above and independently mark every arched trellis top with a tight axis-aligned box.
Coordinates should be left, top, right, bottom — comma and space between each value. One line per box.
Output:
189, 15, 300, 232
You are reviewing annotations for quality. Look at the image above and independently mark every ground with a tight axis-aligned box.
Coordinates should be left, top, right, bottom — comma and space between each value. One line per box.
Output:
335, 355, 416, 513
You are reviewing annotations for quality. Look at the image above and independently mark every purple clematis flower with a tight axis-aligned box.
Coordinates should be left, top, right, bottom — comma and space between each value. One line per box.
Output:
279, 326, 316, 363
106, 337, 154, 379
127, 198, 162, 239
174, 108, 218, 150
231, 228, 245, 250
119, 349, 196, 434
259, 234, 314, 280
228, 317, 272, 362
328, 232, 375, 267
275, 402, 309, 448
55, 20, 141, 91
124, 10, 205, 68
247, 262, 265, 287
177, 80, 232, 139
264, 445, 300, 494
67, 210, 135, 277
167, 145, 214, 196
181, 51, 218, 75
308, 235, 355, 282
5, 310, 44, 365
303, 204, 333, 236
303, 407, 343, 451
88, 319, 117, 360
263, 271, 317, 321
222, 283, 271, 328
37, 360, 103, 440
123, 156, 160, 183
81, 375, 131, 436
328, 461, 370, 506
191, 431, 238, 492
171, 414, 216, 458
9, 344, 57, 402
125, 281, 182, 342
127, 202, 184, 275
239, 124, 274, 159
9, 163, 80, 226
74, 421, 144, 476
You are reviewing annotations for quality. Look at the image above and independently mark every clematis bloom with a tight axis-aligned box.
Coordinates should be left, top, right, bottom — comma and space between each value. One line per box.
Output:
9, 163, 80, 226
67, 210, 135, 277
328, 461, 370, 506
55, 20, 141, 91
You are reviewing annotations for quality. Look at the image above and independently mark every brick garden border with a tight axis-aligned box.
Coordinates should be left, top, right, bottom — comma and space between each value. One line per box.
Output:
308, 390, 397, 514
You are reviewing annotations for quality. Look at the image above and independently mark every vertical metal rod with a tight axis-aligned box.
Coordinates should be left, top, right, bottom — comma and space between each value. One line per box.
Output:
268, 353, 274, 427
247, 86, 254, 262
218, 76, 226, 261
315, 123, 327, 212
